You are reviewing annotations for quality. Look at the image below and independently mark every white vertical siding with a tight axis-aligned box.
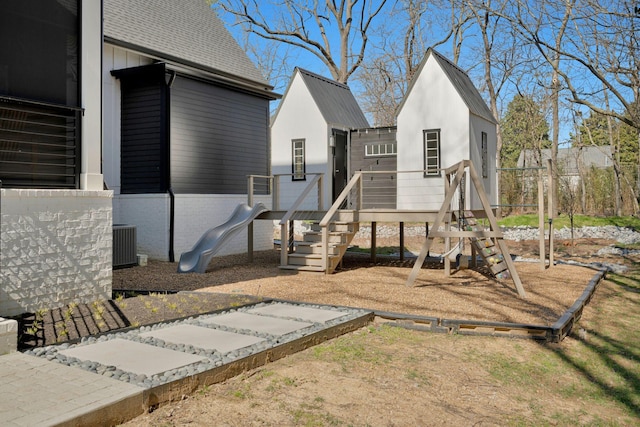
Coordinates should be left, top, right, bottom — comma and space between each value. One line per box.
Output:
396, 55, 470, 210
271, 71, 331, 210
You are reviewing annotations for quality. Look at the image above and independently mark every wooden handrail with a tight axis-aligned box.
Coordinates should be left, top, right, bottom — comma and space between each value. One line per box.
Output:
279, 174, 324, 225
319, 172, 362, 227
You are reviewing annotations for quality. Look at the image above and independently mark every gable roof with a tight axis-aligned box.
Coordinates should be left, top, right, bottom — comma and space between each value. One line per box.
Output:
397, 48, 497, 124
273, 68, 369, 128
103, 0, 273, 93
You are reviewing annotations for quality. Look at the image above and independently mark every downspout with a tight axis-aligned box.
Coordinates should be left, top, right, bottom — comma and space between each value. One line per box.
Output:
168, 187, 175, 262
166, 69, 177, 262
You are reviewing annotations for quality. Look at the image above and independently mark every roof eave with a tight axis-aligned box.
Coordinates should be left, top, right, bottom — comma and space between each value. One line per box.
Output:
105, 38, 280, 100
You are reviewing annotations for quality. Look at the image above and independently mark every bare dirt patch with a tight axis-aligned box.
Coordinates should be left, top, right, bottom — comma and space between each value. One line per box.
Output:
117, 233, 635, 426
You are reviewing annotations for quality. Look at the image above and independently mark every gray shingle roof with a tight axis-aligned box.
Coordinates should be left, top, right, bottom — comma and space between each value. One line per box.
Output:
295, 68, 370, 128
398, 48, 497, 124
104, 0, 271, 90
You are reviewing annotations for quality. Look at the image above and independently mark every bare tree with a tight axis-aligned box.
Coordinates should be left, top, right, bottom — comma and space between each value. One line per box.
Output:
354, 0, 474, 126
217, 0, 389, 84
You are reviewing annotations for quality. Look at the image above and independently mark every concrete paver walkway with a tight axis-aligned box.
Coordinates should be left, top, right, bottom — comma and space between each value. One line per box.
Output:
0, 301, 372, 426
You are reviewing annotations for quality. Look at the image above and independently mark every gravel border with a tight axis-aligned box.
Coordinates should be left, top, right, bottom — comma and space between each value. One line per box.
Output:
23, 301, 369, 389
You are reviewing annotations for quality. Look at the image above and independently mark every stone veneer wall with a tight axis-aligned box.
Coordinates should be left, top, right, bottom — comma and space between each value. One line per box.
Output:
0, 189, 113, 317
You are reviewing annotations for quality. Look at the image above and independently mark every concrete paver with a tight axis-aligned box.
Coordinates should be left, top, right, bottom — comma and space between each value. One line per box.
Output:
140, 324, 266, 353
247, 302, 349, 323
59, 338, 207, 377
200, 311, 313, 335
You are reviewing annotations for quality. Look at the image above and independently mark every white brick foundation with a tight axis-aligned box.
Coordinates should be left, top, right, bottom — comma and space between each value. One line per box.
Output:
0, 317, 17, 354
0, 189, 113, 317
114, 194, 273, 262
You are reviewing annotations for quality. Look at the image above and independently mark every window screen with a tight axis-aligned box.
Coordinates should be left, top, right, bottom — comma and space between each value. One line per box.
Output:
292, 139, 305, 181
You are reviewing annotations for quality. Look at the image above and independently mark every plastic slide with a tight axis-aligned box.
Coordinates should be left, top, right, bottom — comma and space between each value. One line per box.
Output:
177, 202, 269, 273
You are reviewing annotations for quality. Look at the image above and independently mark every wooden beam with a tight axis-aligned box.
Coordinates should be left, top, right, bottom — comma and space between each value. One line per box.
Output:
406, 162, 465, 287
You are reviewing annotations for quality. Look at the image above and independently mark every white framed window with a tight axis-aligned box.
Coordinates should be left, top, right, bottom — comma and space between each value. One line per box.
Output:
481, 132, 488, 178
292, 139, 305, 181
365, 142, 397, 157
423, 129, 441, 177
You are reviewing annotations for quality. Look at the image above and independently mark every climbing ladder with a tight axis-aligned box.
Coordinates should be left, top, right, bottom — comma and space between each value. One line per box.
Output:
458, 211, 511, 280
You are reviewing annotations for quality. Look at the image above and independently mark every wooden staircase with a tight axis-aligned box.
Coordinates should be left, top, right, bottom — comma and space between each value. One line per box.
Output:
280, 211, 359, 273
458, 211, 511, 280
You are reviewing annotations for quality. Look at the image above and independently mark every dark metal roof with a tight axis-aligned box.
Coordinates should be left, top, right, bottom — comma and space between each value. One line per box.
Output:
103, 0, 272, 91
296, 68, 370, 128
398, 48, 497, 124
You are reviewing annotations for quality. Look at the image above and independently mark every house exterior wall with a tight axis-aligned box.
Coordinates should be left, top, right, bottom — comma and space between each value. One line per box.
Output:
173, 195, 273, 259
396, 56, 470, 210
105, 46, 272, 260
114, 194, 170, 260
271, 72, 330, 210
170, 76, 270, 194
103, 45, 154, 194
114, 194, 273, 261
0, 190, 112, 317
0, 1, 111, 317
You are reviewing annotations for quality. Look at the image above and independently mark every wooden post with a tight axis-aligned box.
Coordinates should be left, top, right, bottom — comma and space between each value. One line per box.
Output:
280, 221, 288, 267
547, 159, 554, 268
444, 216, 451, 276
538, 169, 545, 269
399, 222, 405, 261
371, 221, 377, 263
247, 176, 254, 262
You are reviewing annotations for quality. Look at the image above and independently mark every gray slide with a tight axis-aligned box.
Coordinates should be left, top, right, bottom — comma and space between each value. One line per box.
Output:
177, 202, 269, 273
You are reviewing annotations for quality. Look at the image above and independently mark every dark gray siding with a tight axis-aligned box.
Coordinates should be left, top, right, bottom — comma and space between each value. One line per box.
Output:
350, 127, 397, 209
120, 82, 167, 193
170, 76, 270, 194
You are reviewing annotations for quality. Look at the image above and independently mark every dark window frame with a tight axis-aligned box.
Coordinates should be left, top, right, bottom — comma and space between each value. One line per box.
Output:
292, 139, 306, 181
423, 129, 441, 177
0, 0, 82, 189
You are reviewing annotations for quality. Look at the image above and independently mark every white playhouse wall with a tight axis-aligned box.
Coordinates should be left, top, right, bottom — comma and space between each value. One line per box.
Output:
271, 72, 333, 211
468, 114, 498, 209
396, 56, 470, 211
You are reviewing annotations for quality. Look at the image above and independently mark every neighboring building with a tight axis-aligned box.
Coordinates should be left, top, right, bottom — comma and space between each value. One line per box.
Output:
396, 48, 498, 211
0, 1, 110, 316
517, 146, 614, 188
103, 0, 279, 261
270, 68, 369, 210
517, 146, 613, 173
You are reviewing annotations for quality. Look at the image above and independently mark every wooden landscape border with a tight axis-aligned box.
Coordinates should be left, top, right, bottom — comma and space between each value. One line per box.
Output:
370, 268, 607, 343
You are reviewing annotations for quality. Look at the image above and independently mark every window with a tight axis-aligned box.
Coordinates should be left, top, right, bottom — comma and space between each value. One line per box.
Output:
365, 142, 397, 157
423, 129, 441, 177
481, 132, 488, 178
292, 139, 306, 181
0, 1, 81, 189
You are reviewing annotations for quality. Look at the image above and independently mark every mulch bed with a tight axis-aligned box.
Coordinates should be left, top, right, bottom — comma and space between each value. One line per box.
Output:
17, 293, 263, 350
